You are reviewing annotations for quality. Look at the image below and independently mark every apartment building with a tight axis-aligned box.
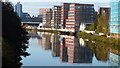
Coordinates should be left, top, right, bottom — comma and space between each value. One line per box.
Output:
42, 10, 52, 28
66, 3, 95, 32
60, 3, 72, 29
39, 8, 51, 15
51, 6, 61, 29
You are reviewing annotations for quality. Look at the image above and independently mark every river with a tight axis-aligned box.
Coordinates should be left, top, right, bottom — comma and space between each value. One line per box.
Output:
21, 30, 120, 66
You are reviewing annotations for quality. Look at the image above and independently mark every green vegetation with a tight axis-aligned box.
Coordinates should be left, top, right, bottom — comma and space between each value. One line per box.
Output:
37, 29, 58, 34
86, 13, 109, 34
69, 32, 74, 36
2, 2, 29, 67
86, 41, 108, 62
77, 32, 120, 61
77, 32, 120, 52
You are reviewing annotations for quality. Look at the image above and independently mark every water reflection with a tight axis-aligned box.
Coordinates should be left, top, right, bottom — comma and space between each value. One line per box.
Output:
24, 30, 120, 66
59, 35, 93, 63
108, 52, 120, 66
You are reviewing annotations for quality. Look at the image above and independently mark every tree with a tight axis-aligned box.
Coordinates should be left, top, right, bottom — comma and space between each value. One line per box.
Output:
2, 2, 29, 67
96, 13, 109, 34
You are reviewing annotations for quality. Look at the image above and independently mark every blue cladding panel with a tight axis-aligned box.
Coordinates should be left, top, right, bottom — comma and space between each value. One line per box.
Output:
110, 0, 120, 34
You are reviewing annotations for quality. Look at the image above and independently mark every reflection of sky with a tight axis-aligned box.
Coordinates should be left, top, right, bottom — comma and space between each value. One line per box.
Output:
21, 37, 108, 66
8, 0, 110, 16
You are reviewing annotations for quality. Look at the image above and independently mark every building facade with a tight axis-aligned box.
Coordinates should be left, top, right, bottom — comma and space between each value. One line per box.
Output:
42, 10, 52, 28
110, 0, 120, 38
51, 6, 61, 29
39, 8, 51, 15
60, 3, 72, 29
15, 2, 22, 17
98, 7, 110, 15
66, 3, 95, 32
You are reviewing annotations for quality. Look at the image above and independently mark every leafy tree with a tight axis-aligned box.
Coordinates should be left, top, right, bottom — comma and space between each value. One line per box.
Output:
2, 2, 29, 68
96, 13, 109, 34
85, 13, 109, 34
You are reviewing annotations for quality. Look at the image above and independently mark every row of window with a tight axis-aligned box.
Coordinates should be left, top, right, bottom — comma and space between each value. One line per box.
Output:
70, 5, 94, 8
110, 25, 120, 29
111, 18, 120, 21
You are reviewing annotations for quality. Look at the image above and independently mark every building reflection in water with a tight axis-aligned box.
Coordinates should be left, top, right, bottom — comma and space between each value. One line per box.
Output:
108, 52, 120, 66
51, 34, 60, 57
59, 35, 93, 63
37, 32, 94, 64
28, 31, 120, 65
38, 32, 52, 50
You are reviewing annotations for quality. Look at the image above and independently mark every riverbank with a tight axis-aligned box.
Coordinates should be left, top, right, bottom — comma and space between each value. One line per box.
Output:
26, 28, 75, 35
26, 28, 120, 50
77, 32, 120, 54
26, 29, 120, 56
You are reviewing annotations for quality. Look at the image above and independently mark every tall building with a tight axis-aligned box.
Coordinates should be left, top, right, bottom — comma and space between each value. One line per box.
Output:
15, 2, 42, 23
60, 3, 72, 29
110, 0, 120, 38
98, 7, 110, 15
51, 6, 61, 29
42, 10, 52, 28
66, 3, 95, 32
15, 2, 22, 17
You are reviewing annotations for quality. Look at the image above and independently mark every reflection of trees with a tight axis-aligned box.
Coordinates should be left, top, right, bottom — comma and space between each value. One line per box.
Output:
95, 42, 108, 62
86, 41, 108, 62
2, 2, 29, 67
78, 32, 120, 61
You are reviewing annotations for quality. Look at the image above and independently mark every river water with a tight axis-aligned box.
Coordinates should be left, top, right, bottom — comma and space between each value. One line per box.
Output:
21, 31, 120, 66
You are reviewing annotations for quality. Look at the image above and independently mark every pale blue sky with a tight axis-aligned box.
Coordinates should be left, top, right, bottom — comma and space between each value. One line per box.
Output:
7, 0, 110, 16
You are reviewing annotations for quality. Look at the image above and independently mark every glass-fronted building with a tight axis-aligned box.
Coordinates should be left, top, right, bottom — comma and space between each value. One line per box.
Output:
110, 0, 120, 38
15, 2, 22, 18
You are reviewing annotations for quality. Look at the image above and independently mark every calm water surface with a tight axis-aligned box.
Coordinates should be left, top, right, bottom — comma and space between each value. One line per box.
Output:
21, 31, 120, 66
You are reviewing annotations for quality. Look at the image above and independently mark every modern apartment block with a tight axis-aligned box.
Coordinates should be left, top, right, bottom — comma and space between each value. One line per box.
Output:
60, 3, 72, 29
51, 6, 61, 29
98, 7, 110, 15
42, 9, 52, 28
110, 0, 120, 38
66, 3, 95, 32
39, 8, 51, 15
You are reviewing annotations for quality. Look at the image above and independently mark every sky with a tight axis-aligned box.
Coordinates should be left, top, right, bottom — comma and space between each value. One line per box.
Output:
6, 0, 110, 16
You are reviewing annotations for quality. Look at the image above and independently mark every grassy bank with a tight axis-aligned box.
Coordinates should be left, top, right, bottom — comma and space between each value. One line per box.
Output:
37, 29, 59, 34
